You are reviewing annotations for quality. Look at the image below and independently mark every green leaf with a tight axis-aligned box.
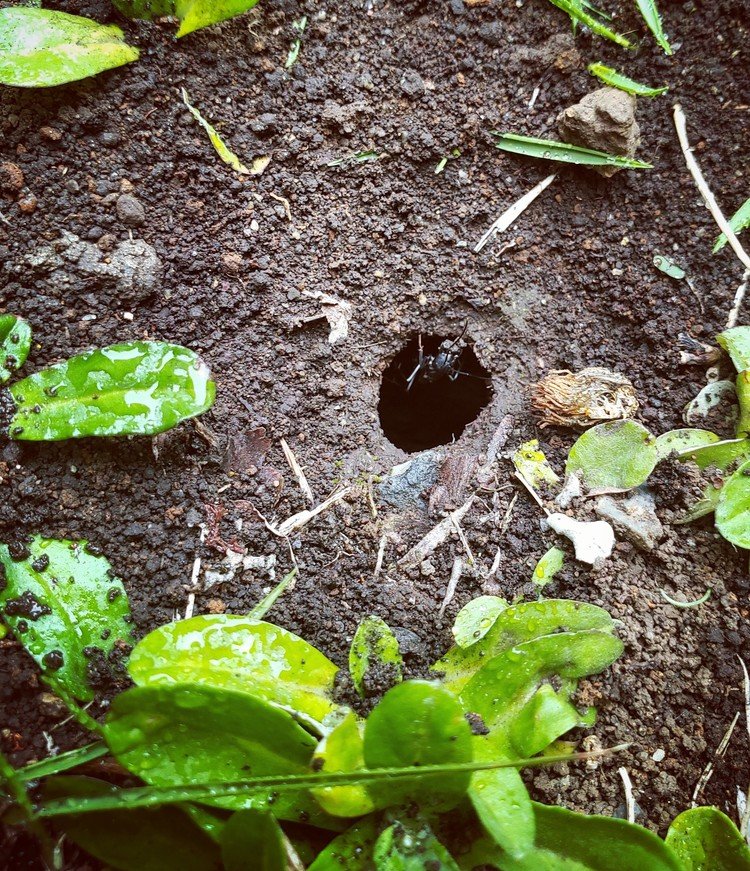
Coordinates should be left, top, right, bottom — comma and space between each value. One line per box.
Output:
676, 437, 750, 471
247, 567, 297, 620
655, 429, 720, 460
714, 197, 750, 254
311, 711, 375, 817
433, 599, 619, 694
363, 681, 473, 811
104, 682, 334, 827
0, 315, 31, 384
7, 342, 215, 441
0, 537, 132, 702
513, 440, 560, 488
566, 420, 658, 492
665, 807, 750, 871
111, 0, 260, 37
470, 765, 536, 860
735, 370, 750, 438
532, 547, 565, 592
128, 614, 340, 725
16, 742, 108, 783
653, 255, 686, 280
374, 818, 460, 870
717, 326, 750, 371
715, 458, 750, 548
308, 816, 378, 871
635, 0, 673, 54
221, 809, 286, 871
588, 63, 668, 96
509, 685, 583, 758
545, 0, 634, 47
452, 596, 509, 648
181, 88, 250, 174
493, 133, 651, 170
0, 8, 138, 88
44, 776, 221, 871
349, 616, 403, 698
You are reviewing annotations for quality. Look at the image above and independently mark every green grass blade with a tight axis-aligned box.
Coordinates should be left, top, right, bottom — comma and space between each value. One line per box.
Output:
714, 196, 750, 253
492, 133, 652, 169
588, 62, 668, 96
546, 0, 634, 48
634, 0, 673, 54
16, 742, 108, 783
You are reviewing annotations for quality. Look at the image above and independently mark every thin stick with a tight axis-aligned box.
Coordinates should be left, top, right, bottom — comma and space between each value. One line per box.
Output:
691, 711, 740, 806
373, 534, 388, 581
514, 470, 549, 514
280, 438, 314, 505
450, 516, 475, 567
618, 767, 635, 824
474, 174, 556, 253
727, 268, 750, 330
438, 556, 464, 618
398, 495, 475, 569
673, 104, 750, 273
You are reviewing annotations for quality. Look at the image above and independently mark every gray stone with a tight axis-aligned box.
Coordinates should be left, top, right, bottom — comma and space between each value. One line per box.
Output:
594, 487, 664, 551
116, 193, 146, 227
378, 452, 440, 509
557, 87, 640, 177
479, 21, 504, 45
400, 70, 426, 99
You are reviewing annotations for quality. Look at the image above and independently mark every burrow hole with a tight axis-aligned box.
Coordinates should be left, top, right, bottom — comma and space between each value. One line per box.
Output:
378, 333, 494, 453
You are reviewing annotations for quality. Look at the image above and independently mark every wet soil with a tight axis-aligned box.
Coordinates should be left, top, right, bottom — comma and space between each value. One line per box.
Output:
1, 0, 750, 863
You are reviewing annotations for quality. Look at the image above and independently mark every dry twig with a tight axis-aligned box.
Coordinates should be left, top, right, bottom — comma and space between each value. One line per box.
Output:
280, 438, 314, 505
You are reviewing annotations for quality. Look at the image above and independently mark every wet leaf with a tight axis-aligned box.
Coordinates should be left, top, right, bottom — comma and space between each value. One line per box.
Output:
104, 683, 333, 826
374, 817, 460, 870
0, 537, 132, 702
44, 776, 221, 871
513, 439, 560, 488
128, 614, 340, 725
653, 254, 686, 279
566, 420, 658, 492
221, 809, 286, 871
532, 547, 565, 591
714, 197, 750, 254
544, 0, 634, 47
181, 88, 249, 174
655, 429, 720, 459
349, 616, 403, 699
311, 711, 374, 817
0, 8, 138, 87
716, 326, 750, 371
493, 133, 651, 169
665, 806, 750, 870
715, 458, 750, 548
676, 437, 750, 471
308, 816, 378, 871
433, 599, 619, 694
735, 370, 750, 437
363, 681, 473, 811
683, 380, 737, 428
452, 595, 509, 648
509, 684, 583, 758
587, 63, 668, 96
111, 0, 260, 37
470, 764, 535, 860
0, 314, 31, 384
635, 0, 673, 54
8, 342, 215, 441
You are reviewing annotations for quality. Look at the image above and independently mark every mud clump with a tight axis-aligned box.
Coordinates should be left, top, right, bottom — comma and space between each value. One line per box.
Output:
557, 87, 640, 177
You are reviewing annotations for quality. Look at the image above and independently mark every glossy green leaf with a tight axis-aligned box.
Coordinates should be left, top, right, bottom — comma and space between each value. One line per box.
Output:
0, 8, 138, 88
717, 326, 750, 371
433, 600, 618, 694
311, 711, 375, 817
635, 0, 673, 54
363, 681, 473, 811
655, 429, 720, 460
349, 616, 403, 698
544, 0, 634, 47
104, 682, 333, 827
532, 547, 565, 592
0, 315, 31, 384
470, 764, 535, 860
44, 776, 220, 871
308, 816, 378, 871
374, 818, 460, 870
715, 459, 750, 548
112, 0, 260, 37
714, 197, 750, 254
16, 742, 108, 783
665, 807, 750, 870
128, 614, 340, 725
452, 596, 509, 648
493, 133, 651, 169
221, 809, 286, 871
677, 437, 750, 471
587, 63, 668, 96
654, 255, 686, 280
8, 342, 215, 441
509, 685, 582, 758
513, 440, 560, 488
0, 537, 132, 702
566, 421, 658, 492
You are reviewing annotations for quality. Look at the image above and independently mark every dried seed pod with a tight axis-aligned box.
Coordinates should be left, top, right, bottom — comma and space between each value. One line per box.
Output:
532, 366, 638, 428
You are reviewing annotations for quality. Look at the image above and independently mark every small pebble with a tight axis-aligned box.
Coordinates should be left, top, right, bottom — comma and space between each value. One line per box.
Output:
17, 192, 37, 214
652, 748, 665, 762
116, 193, 146, 227
39, 126, 62, 142
100, 130, 121, 148
0, 161, 24, 193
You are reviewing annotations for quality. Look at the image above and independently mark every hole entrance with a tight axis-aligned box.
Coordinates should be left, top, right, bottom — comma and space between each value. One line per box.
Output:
378, 333, 494, 453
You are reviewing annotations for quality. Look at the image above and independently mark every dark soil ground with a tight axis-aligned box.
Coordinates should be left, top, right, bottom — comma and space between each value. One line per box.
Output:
1, 0, 750, 865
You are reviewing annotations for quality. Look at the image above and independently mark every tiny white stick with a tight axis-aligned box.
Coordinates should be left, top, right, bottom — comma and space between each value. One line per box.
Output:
673, 104, 750, 273
618, 767, 635, 824
438, 556, 464, 618
727, 268, 750, 330
474, 174, 556, 253
280, 437, 315, 505
373, 533, 388, 581
399, 495, 475, 568
528, 86, 540, 110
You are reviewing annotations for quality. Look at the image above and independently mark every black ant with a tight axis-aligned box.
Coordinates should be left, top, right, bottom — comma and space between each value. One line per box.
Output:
406, 323, 489, 391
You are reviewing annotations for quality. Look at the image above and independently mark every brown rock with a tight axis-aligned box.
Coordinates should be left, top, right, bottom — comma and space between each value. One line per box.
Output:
222, 251, 243, 274
205, 598, 226, 614
17, 192, 37, 214
557, 87, 640, 177
0, 162, 24, 194
39, 126, 62, 142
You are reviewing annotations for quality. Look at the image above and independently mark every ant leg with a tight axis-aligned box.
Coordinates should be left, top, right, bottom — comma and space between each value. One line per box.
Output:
406, 335, 424, 391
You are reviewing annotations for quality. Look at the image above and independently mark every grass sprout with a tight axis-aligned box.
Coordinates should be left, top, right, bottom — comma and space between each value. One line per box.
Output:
635, 0, 673, 54
492, 132, 652, 169
285, 15, 307, 69
546, 0, 634, 48
327, 150, 382, 168
714, 197, 750, 254
588, 62, 668, 96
